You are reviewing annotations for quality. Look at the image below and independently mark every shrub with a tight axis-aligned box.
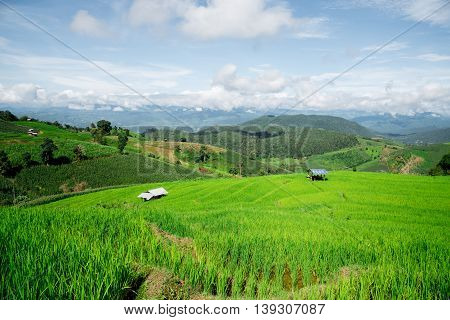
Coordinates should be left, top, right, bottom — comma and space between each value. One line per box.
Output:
118, 131, 129, 154
73, 181, 88, 192
22, 152, 33, 168
0, 150, 13, 177
73, 145, 86, 162
40, 138, 58, 165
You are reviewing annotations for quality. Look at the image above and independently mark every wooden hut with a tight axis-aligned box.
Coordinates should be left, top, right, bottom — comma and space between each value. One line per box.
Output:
307, 169, 328, 181
138, 187, 168, 201
27, 128, 38, 137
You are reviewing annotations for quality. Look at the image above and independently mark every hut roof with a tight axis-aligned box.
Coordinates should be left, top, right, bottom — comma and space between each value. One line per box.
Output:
137, 187, 168, 201
148, 187, 168, 197
138, 192, 153, 200
309, 169, 328, 175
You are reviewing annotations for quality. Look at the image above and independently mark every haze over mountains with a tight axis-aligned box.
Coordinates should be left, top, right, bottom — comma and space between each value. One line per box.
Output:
3, 104, 449, 143
3, 104, 449, 127
353, 112, 450, 134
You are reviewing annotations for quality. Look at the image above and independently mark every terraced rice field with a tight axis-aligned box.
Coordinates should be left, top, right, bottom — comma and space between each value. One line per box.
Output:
0, 172, 449, 299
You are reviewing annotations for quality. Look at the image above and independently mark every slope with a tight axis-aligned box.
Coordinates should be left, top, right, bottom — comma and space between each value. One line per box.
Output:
242, 114, 374, 137
2, 172, 449, 300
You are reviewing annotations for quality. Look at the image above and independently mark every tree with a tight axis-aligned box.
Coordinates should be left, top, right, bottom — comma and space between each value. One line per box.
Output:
96, 120, 112, 135
228, 167, 239, 175
430, 153, 450, 176
438, 153, 450, 172
0, 110, 18, 121
91, 128, 107, 145
117, 131, 129, 154
73, 145, 86, 162
0, 150, 12, 176
40, 138, 58, 165
111, 126, 118, 136
22, 152, 33, 168
196, 146, 210, 163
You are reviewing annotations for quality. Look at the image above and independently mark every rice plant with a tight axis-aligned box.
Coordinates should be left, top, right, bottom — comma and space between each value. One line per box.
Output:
1, 171, 449, 299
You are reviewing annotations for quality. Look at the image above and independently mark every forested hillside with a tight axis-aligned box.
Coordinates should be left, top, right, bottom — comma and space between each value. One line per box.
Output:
145, 126, 360, 159
242, 114, 374, 137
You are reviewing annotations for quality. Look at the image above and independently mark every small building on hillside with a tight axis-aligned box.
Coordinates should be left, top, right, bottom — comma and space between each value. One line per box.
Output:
138, 187, 168, 201
27, 128, 38, 137
307, 169, 328, 181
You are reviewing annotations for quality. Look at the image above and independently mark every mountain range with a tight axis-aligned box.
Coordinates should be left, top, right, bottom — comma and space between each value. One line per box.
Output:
2, 104, 449, 144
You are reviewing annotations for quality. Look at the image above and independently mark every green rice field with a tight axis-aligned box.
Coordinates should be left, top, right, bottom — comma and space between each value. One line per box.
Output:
0, 171, 449, 299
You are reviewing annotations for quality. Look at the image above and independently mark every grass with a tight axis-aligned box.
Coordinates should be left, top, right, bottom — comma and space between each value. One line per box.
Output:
1, 171, 449, 299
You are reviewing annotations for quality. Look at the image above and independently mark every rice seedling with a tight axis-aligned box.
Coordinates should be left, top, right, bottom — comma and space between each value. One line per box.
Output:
0, 171, 449, 299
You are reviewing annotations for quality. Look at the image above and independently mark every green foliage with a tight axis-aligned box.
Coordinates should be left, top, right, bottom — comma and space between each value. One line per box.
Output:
96, 120, 112, 135
429, 153, 450, 176
0, 119, 29, 134
1, 172, 448, 299
0, 110, 18, 121
91, 128, 107, 145
22, 152, 33, 168
307, 149, 372, 170
438, 153, 450, 171
147, 127, 360, 160
73, 145, 86, 162
0, 150, 12, 176
12, 154, 203, 200
40, 138, 58, 165
196, 145, 210, 163
0, 138, 117, 166
117, 131, 129, 154
242, 114, 374, 136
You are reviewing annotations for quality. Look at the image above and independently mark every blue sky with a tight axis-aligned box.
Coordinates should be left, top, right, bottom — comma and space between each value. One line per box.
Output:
0, 0, 449, 115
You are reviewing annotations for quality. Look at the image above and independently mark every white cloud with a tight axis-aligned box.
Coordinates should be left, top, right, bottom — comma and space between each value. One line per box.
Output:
180, 0, 295, 39
128, 0, 193, 27
2, 64, 450, 116
417, 53, 450, 62
127, 0, 329, 40
213, 64, 287, 94
404, 0, 450, 26
0, 83, 47, 103
0, 52, 191, 93
70, 10, 111, 38
293, 17, 329, 39
336, 0, 450, 26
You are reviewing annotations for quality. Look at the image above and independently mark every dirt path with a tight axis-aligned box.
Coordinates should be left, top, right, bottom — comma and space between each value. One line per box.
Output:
399, 155, 423, 174
137, 225, 214, 299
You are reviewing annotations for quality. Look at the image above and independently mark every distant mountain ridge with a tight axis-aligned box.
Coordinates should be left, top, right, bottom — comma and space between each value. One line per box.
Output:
352, 112, 450, 135
386, 128, 450, 144
241, 114, 374, 137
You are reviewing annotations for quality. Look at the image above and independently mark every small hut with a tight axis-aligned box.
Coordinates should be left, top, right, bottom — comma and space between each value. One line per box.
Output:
138, 187, 168, 201
27, 128, 38, 137
307, 169, 328, 181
